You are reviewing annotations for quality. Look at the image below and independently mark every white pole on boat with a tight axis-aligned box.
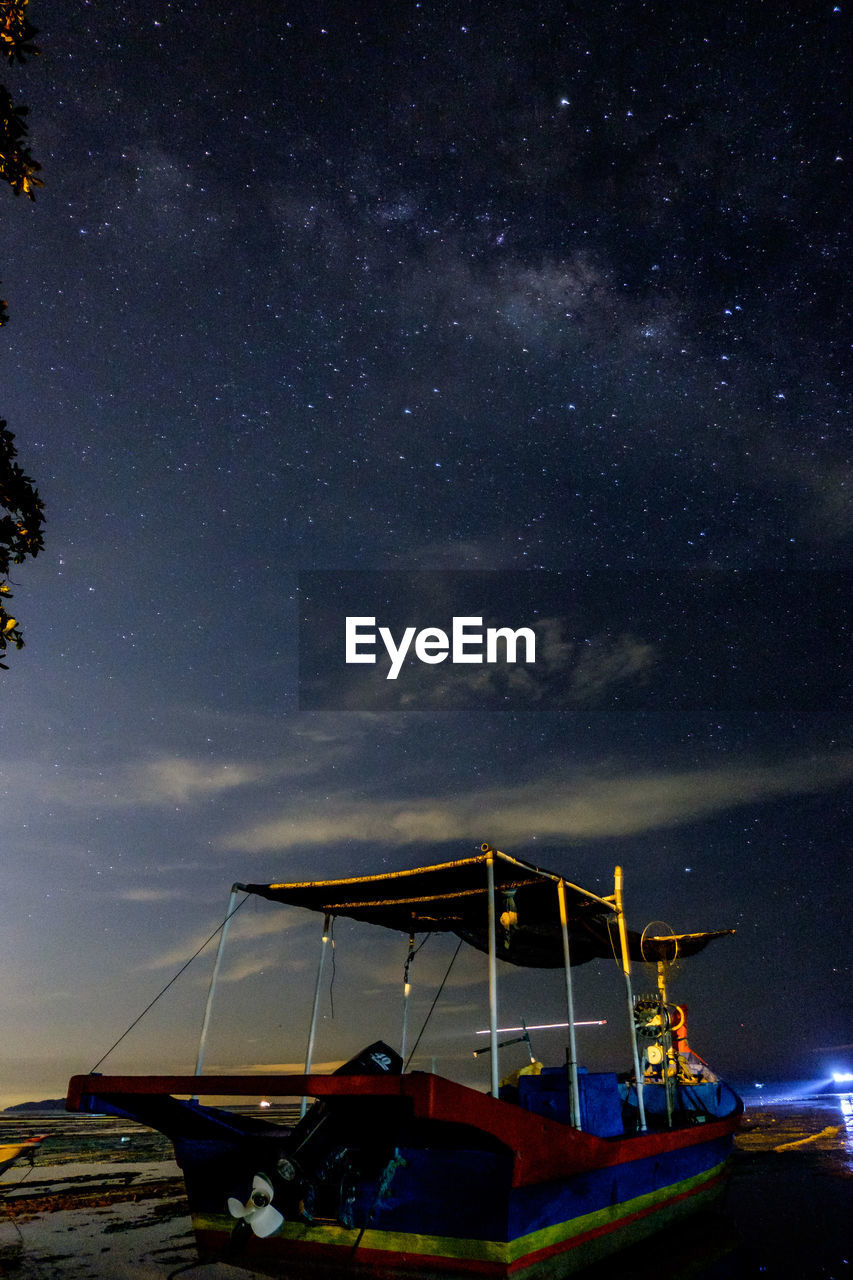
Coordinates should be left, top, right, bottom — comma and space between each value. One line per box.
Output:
401, 932, 415, 1064
657, 961, 675, 1128
557, 880, 582, 1129
614, 866, 647, 1132
301, 912, 331, 1119
194, 884, 240, 1079
486, 850, 500, 1098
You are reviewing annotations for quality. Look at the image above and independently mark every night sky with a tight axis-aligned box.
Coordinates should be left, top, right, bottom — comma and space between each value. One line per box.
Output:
1, 0, 851, 1108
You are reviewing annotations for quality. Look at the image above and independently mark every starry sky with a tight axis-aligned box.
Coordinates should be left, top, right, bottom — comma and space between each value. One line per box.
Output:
1, 0, 851, 1108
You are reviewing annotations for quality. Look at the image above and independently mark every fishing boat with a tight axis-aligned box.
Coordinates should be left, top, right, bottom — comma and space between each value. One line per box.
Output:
66, 845, 742, 1278
0, 1134, 46, 1177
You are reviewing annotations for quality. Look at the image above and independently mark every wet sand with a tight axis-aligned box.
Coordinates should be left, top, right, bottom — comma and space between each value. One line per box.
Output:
1, 1097, 851, 1278
0, 1114, 259, 1279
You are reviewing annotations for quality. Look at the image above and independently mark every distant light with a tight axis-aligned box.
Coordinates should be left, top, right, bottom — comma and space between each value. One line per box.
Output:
259, 1099, 272, 1108
832, 1071, 853, 1083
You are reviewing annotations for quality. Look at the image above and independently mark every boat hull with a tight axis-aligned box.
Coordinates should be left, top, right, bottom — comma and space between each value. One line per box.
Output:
188, 1149, 730, 1279
66, 1068, 739, 1279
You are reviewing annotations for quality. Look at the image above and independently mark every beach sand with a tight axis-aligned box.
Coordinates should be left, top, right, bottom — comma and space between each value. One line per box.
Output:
0, 1115, 266, 1280
0, 1155, 208, 1279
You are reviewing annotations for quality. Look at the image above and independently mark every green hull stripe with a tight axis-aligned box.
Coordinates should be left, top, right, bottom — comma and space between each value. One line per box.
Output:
193, 1160, 726, 1266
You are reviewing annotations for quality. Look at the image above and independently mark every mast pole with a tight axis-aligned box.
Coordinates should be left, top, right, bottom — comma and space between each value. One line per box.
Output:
401, 932, 415, 1064
557, 880, 582, 1128
301, 913, 331, 1118
486, 850, 500, 1097
195, 884, 240, 1078
614, 866, 647, 1132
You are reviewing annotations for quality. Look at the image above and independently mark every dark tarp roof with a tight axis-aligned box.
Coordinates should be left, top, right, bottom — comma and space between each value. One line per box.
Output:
239, 852, 733, 969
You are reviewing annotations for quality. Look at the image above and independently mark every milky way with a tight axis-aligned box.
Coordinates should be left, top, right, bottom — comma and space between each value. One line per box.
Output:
0, 0, 850, 1106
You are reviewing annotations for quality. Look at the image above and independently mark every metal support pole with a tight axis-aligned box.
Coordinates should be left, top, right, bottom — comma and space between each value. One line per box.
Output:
614, 866, 647, 1132
401, 932, 415, 1064
486, 851, 500, 1098
301, 913, 331, 1118
557, 880, 582, 1128
658, 961, 675, 1128
195, 885, 240, 1079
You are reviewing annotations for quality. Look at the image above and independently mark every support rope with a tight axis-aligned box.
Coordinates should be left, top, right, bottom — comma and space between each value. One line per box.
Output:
328, 916, 336, 1018
88, 894, 249, 1073
404, 938, 462, 1071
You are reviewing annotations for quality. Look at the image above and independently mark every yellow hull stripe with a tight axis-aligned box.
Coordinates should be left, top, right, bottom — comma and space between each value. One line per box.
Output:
193, 1160, 726, 1266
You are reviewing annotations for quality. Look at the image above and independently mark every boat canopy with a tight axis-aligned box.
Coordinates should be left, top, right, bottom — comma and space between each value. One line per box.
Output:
239, 851, 733, 970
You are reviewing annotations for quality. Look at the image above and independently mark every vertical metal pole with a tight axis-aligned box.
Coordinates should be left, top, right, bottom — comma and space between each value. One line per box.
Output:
401, 932, 415, 1064
557, 880, 582, 1128
486, 852, 499, 1098
195, 886, 240, 1078
301, 913, 331, 1118
658, 961, 675, 1128
614, 866, 647, 1132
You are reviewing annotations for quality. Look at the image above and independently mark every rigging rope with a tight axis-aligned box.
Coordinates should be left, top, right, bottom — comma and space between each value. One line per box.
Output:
88, 894, 249, 1073
328, 916, 336, 1019
404, 938, 463, 1071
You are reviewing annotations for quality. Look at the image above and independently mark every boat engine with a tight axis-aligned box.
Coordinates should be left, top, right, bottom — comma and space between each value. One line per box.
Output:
272, 1040, 404, 1225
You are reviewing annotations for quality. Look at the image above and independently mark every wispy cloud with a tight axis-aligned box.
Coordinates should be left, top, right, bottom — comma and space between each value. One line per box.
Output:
143, 909, 298, 972
113, 887, 185, 903
129, 757, 270, 804
227, 751, 853, 853
0, 725, 372, 812
323, 617, 657, 711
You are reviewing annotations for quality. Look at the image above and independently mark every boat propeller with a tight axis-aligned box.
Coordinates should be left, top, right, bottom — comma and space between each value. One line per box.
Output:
227, 1173, 284, 1238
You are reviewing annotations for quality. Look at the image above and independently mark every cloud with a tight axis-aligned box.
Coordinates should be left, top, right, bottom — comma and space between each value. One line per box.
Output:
0, 754, 269, 811
129, 757, 270, 804
799, 461, 853, 545
114, 888, 184, 903
568, 633, 657, 701
143, 908, 299, 973
321, 616, 658, 712
227, 751, 853, 853
0, 725, 372, 814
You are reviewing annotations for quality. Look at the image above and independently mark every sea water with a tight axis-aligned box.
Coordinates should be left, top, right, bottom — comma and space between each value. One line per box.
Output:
590, 1090, 853, 1279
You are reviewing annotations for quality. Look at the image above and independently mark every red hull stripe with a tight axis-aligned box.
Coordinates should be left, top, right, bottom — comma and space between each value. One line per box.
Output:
67, 1071, 740, 1189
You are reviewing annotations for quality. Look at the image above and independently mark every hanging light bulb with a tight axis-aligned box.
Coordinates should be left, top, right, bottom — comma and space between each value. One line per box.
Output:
500, 889, 518, 947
